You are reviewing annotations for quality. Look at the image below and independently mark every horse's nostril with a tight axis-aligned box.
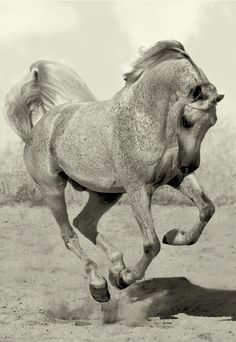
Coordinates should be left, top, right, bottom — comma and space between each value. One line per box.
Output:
180, 164, 198, 174
180, 166, 190, 174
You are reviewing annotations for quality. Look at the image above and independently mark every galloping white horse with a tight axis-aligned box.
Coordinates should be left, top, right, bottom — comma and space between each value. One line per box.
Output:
5, 40, 223, 302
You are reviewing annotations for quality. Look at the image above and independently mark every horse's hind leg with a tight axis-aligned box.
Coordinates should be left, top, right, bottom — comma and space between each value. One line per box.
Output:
73, 192, 126, 287
163, 174, 215, 245
33, 176, 110, 302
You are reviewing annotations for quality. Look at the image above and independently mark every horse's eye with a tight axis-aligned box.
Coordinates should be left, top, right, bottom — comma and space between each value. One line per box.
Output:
182, 116, 193, 129
192, 85, 204, 101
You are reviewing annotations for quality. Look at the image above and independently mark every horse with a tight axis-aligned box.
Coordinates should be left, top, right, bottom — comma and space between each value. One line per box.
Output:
5, 40, 224, 303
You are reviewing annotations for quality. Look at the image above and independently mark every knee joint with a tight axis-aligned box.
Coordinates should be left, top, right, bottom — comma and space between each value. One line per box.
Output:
144, 240, 160, 256
110, 250, 123, 263
200, 203, 215, 222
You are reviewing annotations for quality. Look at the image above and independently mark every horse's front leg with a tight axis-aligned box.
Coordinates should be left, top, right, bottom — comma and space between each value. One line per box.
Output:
115, 186, 161, 289
163, 174, 215, 245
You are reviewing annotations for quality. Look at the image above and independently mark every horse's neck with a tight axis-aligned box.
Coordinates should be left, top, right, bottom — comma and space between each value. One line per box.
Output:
109, 79, 173, 164
125, 67, 191, 149
119, 75, 172, 138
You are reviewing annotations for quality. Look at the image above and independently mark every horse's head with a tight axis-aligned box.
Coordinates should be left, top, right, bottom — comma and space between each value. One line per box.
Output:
123, 40, 224, 175
177, 83, 224, 174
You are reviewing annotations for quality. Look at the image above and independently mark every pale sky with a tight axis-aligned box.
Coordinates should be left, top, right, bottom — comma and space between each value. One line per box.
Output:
0, 0, 235, 146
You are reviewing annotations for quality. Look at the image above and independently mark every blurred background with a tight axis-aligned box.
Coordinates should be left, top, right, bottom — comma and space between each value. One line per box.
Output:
0, 0, 235, 206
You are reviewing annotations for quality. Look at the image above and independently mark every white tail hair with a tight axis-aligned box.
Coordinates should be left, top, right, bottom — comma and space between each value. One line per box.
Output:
4, 60, 96, 142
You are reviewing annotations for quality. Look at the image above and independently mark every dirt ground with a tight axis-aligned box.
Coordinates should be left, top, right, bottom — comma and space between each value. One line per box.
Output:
0, 203, 235, 342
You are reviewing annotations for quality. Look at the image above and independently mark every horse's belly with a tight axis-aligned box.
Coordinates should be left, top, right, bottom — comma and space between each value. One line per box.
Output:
60, 160, 125, 193
66, 172, 125, 193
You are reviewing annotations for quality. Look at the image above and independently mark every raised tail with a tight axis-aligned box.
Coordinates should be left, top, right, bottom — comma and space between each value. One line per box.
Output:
4, 60, 96, 142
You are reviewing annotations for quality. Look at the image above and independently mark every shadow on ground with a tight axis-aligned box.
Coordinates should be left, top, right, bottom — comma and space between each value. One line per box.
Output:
45, 277, 236, 326
122, 277, 236, 321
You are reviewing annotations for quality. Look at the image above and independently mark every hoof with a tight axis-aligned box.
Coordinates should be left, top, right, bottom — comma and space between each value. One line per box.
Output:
162, 229, 183, 246
162, 235, 168, 244
89, 279, 110, 303
163, 229, 196, 246
109, 270, 129, 290
162, 228, 180, 245
162, 229, 179, 245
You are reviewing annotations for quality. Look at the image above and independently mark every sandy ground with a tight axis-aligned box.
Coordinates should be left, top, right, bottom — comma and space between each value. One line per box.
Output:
0, 203, 235, 342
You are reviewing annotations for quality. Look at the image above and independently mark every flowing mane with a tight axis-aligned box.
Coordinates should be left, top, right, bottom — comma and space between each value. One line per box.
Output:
124, 40, 198, 84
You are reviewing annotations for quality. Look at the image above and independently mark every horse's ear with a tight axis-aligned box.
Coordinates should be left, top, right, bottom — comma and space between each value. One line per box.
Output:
216, 94, 224, 102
